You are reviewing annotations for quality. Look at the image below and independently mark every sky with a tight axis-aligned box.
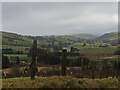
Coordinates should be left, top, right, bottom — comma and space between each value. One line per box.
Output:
2, 2, 118, 36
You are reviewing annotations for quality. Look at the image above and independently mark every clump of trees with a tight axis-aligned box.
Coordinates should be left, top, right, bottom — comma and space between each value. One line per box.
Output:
28, 47, 90, 67
2, 55, 11, 69
2, 48, 13, 54
28, 48, 61, 65
66, 56, 90, 67
2, 48, 24, 54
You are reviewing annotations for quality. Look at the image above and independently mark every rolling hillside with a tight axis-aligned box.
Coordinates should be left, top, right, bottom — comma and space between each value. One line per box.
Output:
2, 31, 97, 48
2, 31, 119, 50
2, 31, 33, 47
95, 32, 119, 45
71, 33, 97, 40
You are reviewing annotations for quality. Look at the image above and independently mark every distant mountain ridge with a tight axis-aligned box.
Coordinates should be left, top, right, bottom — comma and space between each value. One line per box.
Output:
2, 31, 119, 48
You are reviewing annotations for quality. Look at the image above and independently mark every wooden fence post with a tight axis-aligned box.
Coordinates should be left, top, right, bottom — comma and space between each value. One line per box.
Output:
99, 60, 102, 79
30, 40, 37, 80
91, 61, 95, 79
61, 49, 67, 76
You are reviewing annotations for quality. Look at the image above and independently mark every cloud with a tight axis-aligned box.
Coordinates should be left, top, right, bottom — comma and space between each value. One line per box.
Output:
2, 2, 118, 35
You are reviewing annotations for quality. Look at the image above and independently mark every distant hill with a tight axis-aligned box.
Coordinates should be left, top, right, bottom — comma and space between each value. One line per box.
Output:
71, 34, 97, 40
2, 31, 96, 47
95, 32, 119, 45
2, 31, 33, 47
2, 31, 119, 50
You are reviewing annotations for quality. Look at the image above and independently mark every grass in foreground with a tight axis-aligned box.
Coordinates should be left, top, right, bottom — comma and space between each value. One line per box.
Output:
2, 76, 118, 88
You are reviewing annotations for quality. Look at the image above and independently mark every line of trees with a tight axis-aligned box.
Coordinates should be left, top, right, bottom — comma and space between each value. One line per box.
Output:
2, 48, 25, 54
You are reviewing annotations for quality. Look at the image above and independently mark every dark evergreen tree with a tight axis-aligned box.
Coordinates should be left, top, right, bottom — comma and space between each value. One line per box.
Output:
2, 55, 10, 69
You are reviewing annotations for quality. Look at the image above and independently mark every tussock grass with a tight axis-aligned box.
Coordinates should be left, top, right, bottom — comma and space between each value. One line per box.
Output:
2, 76, 118, 88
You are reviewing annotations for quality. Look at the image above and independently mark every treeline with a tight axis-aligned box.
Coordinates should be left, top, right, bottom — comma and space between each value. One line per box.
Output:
27, 48, 90, 66
2, 47, 120, 68
2, 48, 26, 54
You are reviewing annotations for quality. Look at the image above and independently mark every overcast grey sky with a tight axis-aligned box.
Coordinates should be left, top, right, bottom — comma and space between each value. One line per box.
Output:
2, 2, 118, 36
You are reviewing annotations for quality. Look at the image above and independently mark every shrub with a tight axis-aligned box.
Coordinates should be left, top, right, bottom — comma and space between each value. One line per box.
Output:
114, 48, 120, 55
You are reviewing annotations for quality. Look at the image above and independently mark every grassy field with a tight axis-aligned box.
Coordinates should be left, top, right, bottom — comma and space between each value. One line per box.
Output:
76, 46, 117, 54
73, 46, 118, 58
2, 45, 29, 52
4, 54, 28, 59
2, 76, 118, 88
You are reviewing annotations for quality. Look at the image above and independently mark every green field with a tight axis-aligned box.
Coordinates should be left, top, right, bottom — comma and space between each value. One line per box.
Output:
2, 76, 118, 88
73, 46, 118, 57
2, 45, 30, 52
76, 46, 117, 53
4, 54, 27, 59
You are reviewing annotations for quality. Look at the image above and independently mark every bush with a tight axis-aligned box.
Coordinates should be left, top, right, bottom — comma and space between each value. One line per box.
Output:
2, 55, 11, 69
114, 48, 120, 55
